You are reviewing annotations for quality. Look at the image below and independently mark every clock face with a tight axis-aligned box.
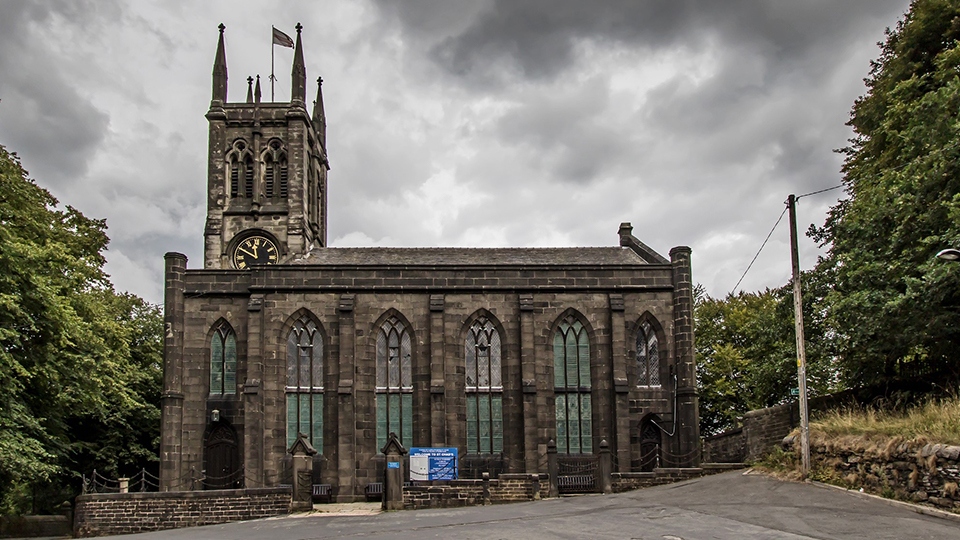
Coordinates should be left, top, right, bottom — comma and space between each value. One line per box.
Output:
233, 236, 279, 269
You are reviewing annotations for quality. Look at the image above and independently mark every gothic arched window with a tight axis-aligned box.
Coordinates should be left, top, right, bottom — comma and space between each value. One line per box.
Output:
376, 316, 412, 451
262, 139, 287, 199
554, 315, 592, 454
210, 320, 237, 395
286, 316, 324, 451
636, 320, 660, 387
226, 139, 254, 198
465, 316, 503, 455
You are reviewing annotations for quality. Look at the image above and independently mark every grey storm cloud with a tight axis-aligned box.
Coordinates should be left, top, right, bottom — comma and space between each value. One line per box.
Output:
406, 0, 909, 84
0, 0, 115, 187
367, 0, 910, 202
0, 0, 917, 303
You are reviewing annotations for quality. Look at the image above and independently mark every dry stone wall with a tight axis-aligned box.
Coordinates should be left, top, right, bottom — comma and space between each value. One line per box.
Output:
788, 437, 960, 513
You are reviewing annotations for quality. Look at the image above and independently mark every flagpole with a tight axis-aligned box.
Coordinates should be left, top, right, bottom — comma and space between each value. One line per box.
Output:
271, 26, 275, 102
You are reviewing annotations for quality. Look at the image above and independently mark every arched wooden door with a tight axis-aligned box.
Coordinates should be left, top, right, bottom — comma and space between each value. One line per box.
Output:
204, 423, 241, 489
638, 421, 661, 472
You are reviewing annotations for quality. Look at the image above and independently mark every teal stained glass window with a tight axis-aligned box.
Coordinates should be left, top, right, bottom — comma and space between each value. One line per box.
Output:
636, 320, 661, 387
210, 321, 237, 395
554, 315, 592, 454
376, 316, 412, 451
465, 317, 503, 454
285, 317, 324, 452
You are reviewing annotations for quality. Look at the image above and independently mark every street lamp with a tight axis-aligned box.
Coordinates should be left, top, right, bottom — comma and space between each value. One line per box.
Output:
937, 248, 960, 262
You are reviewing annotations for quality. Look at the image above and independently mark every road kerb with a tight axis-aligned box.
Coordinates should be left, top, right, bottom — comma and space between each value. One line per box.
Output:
811, 480, 960, 524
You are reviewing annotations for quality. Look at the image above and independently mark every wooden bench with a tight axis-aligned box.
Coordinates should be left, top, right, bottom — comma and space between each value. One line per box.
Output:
364, 482, 383, 501
312, 484, 332, 503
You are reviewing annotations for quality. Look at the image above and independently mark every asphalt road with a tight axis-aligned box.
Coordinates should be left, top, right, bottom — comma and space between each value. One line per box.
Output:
122, 471, 960, 539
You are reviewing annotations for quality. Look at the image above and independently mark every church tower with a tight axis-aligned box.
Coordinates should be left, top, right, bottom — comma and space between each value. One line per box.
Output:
203, 23, 328, 269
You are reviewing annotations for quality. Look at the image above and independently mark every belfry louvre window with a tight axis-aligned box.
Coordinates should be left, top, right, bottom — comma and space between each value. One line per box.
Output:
465, 317, 503, 455
286, 317, 323, 451
229, 156, 240, 197
243, 155, 254, 198
637, 320, 660, 387
209, 321, 237, 395
264, 156, 275, 197
262, 139, 287, 199
227, 139, 254, 198
376, 316, 412, 451
554, 315, 592, 454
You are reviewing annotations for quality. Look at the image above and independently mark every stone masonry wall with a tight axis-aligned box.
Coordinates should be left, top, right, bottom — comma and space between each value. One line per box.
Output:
703, 391, 860, 463
400, 468, 708, 509
611, 468, 703, 493
402, 474, 544, 510
702, 428, 744, 463
168, 260, 699, 500
789, 437, 960, 513
73, 487, 291, 537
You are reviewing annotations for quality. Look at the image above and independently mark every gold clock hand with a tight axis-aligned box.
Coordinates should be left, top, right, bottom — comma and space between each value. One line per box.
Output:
237, 246, 256, 258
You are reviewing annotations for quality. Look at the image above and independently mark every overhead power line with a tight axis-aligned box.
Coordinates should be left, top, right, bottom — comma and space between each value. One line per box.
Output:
796, 184, 843, 200
729, 184, 844, 295
732, 206, 787, 295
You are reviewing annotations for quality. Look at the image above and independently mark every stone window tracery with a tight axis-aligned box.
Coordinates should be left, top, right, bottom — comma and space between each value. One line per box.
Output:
376, 316, 412, 451
554, 314, 592, 454
226, 139, 254, 198
210, 320, 237, 395
465, 316, 503, 455
637, 319, 661, 387
286, 316, 323, 451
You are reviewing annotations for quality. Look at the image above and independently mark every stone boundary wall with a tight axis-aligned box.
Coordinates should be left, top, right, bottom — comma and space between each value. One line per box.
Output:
403, 474, 543, 510
73, 487, 291, 537
0, 515, 71, 539
702, 427, 744, 463
790, 438, 960, 513
703, 390, 859, 463
402, 469, 710, 509
611, 468, 703, 493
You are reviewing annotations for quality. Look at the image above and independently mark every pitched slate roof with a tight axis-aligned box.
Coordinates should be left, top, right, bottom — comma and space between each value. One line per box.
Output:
291, 246, 662, 266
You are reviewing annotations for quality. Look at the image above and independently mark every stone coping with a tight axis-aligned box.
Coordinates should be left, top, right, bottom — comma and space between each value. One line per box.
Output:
702, 463, 747, 470
75, 486, 291, 502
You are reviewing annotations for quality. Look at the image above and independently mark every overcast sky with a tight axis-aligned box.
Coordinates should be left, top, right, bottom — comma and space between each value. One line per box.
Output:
0, 0, 911, 305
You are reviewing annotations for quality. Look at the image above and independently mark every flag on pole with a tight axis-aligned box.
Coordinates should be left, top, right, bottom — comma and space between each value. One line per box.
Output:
272, 26, 294, 48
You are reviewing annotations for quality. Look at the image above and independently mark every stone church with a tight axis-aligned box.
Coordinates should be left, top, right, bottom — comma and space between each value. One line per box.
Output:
159, 25, 700, 501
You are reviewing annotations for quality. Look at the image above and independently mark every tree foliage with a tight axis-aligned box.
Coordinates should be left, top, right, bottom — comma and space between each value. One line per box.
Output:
695, 277, 837, 436
0, 144, 161, 514
811, 0, 960, 386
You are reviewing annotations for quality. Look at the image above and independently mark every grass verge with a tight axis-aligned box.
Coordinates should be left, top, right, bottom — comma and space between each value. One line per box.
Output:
811, 396, 960, 445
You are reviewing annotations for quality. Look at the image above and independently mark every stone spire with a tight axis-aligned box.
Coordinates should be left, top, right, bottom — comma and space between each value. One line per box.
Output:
312, 77, 326, 148
246, 76, 254, 103
291, 23, 306, 104
212, 23, 227, 103
254, 75, 262, 104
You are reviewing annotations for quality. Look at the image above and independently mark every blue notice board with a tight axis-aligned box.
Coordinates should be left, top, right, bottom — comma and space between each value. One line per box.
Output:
409, 447, 458, 481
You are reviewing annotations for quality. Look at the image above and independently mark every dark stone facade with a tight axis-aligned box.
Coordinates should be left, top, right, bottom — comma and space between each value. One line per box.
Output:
159, 25, 700, 502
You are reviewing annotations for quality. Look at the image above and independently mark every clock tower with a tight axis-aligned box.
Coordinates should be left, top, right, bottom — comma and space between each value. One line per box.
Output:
202, 23, 328, 269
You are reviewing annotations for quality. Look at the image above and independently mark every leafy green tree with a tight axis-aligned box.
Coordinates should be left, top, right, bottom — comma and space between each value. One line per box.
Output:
0, 144, 161, 514
811, 0, 960, 386
696, 276, 837, 436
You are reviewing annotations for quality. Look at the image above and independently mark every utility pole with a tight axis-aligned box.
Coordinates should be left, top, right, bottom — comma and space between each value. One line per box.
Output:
787, 194, 811, 479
